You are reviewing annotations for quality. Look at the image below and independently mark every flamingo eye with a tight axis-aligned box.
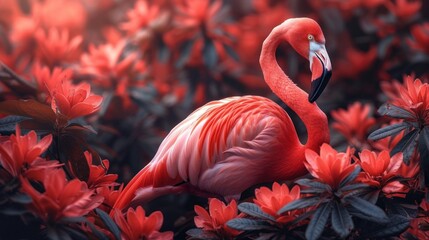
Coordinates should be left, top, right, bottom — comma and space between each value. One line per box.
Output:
307, 34, 314, 41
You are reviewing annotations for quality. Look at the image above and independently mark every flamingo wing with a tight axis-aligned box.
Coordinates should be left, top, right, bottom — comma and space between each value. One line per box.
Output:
145, 95, 299, 196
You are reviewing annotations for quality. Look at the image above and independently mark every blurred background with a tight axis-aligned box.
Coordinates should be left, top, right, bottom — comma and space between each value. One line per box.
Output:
1, 0, 429, 235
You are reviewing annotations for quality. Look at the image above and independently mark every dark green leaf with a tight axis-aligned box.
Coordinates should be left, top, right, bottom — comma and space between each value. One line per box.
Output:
377, 35, 394, 58
176, 38, 196, 68
227, 218, 273, 231
95, 209, 121, 240
295, 179, 331, 191
305, 202, 332, 240
0, 205, 28, 215
59, 217, 87, 224
86, 221, 109, 240
368, 122, 409, 141
361, 214, 410, 238
377, 103, 416, 120
345, 196, 389, 222
278, 197, 320, 215
46, 228, 72, 240
186, 228, 218, 240
391, 129, 419, 164
98, 91, 113, 117
331, 201, 353, 238
157, 41, 170, 63
222, 43, 239, 61
62, 226, 88, 240
339, 165, 361, 187
0, 115, 29, 133
238, 202, 275, 221
290, 209, 316, 225
203, 38, 218, 68
9, 193, 32, 204
340, 183, 369, 193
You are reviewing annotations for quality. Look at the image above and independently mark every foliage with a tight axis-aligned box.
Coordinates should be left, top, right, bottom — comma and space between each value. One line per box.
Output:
0, 0, 428, 239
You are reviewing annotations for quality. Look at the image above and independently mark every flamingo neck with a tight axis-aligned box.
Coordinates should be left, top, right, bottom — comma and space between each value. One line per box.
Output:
260, 25, 329, 154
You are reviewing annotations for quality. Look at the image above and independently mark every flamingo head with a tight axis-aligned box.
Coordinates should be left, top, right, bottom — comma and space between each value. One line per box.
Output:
284, 18, 332, 103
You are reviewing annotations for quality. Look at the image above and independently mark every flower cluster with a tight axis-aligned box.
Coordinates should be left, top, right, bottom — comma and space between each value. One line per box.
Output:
0, 0, 429, 239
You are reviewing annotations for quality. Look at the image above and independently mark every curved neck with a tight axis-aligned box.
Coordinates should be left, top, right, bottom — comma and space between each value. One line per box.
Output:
259, 25, 329, 152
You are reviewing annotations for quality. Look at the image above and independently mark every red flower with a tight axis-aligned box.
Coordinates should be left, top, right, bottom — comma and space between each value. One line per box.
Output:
254, 182, 301, 224
167, 0, 236, 66
96, 184, 123, 213
0, 125, 59, 181
122, 0, 167, 36
194, 198, 242, 238
21, 169, 103, 222
52, 81, 103, 119
304, 144, 357, 189
32, 65, 103, 119
31, 0, 87, 34
32, 64, 73, 102
357, 150, 406, 197
408, 22, 429, 55
9, 16, 37, 55
335, 45, 377, 80
34, 28, 82, 67
385, 0, 421, 20
80, 42, 137, 89
78, 151, 118, 189
331, 102, 376, 148
113, 206, 173, 240
382, 76, 429, 124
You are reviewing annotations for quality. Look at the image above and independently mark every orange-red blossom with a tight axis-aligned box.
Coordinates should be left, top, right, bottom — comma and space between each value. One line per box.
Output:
254, 182, 301, 224
304, 143, 357, 189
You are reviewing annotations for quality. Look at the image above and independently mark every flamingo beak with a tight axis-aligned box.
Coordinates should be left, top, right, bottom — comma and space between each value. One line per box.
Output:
308, 43, 332, 103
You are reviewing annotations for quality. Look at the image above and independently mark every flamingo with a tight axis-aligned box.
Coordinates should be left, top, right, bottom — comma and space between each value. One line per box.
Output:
112, 18, 332, 212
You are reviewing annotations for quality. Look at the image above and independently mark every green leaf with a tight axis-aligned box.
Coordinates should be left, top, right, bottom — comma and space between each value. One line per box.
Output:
226, 218, 273, 231
345, 196, 389, 223
9, 193, 32, 204
0, 99, 59, 124
0, 115, 29, 133
339, 165, 361, 187
377, 103, 416, 120
0, 205, 28, 215
368, 122, 409, 141
86, 221, 109, 240
222, 43, 239, 61
331, 201, 353, 238
305, 202, 332, 240
361, 214, 410, 238
157, 40, 170, 63
176, 38, 196, 68
377, 35, 394, 58
295, 179, 332, 191
62, 226, 88, 240
203, 38, 218, 68
186, 228, 218, 240
238, 202, 275, 221
339, 183, 369, 192
95, 209, 121, 240
278, 197, 320, 215
391, 129, 419, 165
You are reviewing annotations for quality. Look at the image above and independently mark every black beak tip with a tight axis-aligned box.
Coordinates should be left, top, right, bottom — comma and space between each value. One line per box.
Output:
308, 70, 332, 103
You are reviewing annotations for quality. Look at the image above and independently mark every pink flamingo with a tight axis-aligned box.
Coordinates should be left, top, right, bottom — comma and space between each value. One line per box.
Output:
112, 18, 332, 212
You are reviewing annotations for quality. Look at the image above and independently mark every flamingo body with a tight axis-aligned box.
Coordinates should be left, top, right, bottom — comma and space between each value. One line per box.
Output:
113, 18, 332, 212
